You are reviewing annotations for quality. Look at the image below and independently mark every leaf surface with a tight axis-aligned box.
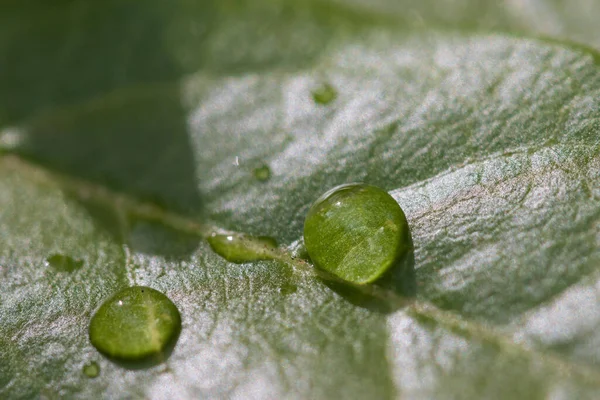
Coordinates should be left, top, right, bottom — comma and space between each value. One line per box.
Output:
1, 1, 600, 399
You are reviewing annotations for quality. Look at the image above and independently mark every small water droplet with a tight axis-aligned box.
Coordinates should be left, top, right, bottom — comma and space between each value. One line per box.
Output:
46, 254, 83, 272
253, 164, 271, 182
207, 233, 278, 264
278, 283, 298, 296
312, 83, 337, 105
82, 361, 100, 378
89, 286, 181, 367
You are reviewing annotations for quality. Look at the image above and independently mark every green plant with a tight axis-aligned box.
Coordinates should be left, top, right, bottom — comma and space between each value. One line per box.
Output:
1, 1, 599, 398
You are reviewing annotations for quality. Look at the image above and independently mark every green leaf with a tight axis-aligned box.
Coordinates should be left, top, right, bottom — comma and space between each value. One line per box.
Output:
1, 1, 600, 399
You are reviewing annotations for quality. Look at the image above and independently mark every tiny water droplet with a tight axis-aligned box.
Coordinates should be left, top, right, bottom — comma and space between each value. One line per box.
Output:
278, 283, 298, 296
312, 83, 337, 105
89, 286, 181, 367
46, 254, 83, 272
207, 233, 278, 264
253, 164, 271, 182
82, 361, 100, 378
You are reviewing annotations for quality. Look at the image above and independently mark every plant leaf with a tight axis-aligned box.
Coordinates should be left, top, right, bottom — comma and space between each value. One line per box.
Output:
1, 1, 600, 399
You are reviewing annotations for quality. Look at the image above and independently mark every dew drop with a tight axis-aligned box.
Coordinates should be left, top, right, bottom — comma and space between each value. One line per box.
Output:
82, 361, 100, 378
89, 286, 181, 367
278, 283, 298, 296
303, 183, 412, 284
312, 83, 337, 105
46, 254, 83, 272
207, 233, 278, 264
253, 164, 271, 182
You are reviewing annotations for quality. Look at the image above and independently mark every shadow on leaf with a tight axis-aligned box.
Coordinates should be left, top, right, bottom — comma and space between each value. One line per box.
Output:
14, 84, 204, 259
324, 247, 416, 314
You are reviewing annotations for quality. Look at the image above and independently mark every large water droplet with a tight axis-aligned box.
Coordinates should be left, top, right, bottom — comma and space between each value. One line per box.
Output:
312, 83, 337, 105
82, 361, 100, 378
89, 286, 181, 367
253, 164, 271, 182
46, 254, 83, 272
207, 233, 278, 264
303, 183, 412, 284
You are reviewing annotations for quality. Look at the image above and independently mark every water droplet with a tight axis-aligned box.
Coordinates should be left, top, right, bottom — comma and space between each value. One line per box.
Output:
89, 286, 181, 367
82, 361, 100, 378
46, 254, 83, 272
312, 83, 337, 105
253, 164, 271, 182
278, 283, 298, 295
303, 183, 412, 284
207, 233, 278, 264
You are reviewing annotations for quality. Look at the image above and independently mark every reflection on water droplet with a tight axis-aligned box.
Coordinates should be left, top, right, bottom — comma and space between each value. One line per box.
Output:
312, 83, 337, 105
89, 286, 181, 368
278, 283, 298, 296
207, 233, 278, 264
46, 254, 83, 272
253, 164, 271, 182
82, 361, 100, 378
